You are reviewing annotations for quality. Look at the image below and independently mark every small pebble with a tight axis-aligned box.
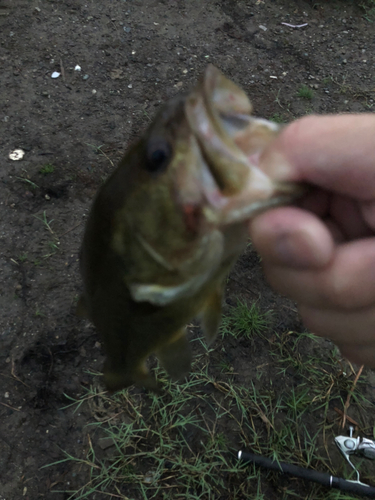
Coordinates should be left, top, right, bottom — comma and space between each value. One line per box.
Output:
9, 149, 25, 161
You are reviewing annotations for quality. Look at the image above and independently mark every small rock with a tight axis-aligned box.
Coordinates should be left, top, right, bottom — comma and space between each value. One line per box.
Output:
259, 25, 267, 31
143, 470, 159, 484
110, 69, 123, 80
83, 74, 89, 80
98, 437, 116, 450
9, 149, 25, 161
45, 194, 50, 200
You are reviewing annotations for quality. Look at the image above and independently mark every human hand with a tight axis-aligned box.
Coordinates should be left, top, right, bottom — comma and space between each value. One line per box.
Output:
249, 114, 375, 367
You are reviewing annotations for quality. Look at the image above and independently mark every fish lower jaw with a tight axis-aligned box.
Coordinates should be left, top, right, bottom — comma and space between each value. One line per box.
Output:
202, 187, 300, 226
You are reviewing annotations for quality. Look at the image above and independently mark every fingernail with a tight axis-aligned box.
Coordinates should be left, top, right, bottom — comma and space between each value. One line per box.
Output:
274, 231, 323, 268
274, 233, 302, 266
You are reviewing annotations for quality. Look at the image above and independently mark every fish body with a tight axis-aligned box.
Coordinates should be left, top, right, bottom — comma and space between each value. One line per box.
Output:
79, 65, 299, 391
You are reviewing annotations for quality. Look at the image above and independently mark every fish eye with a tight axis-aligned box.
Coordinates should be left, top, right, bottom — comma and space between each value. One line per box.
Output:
146, 139, 172, 173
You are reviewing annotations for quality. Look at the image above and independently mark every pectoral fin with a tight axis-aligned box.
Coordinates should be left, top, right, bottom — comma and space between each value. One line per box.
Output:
156, 329, 192, 380
128, 270, 212, 306
200, 286, 224, 344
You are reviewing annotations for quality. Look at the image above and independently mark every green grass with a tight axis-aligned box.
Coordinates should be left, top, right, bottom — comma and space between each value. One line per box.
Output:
297, 85, 314, 100
39, 163, 55, 175
360, 0, 375, 20
86, 142, 115, 167
16, 176, 39, 189
270, 113, 285, 124
44, 302, 375, 499
322, 76, 332, 86
33, 210, 61, 258
220, 300, 272, 339
18, 253, 28, 262
329, 0, 375, 20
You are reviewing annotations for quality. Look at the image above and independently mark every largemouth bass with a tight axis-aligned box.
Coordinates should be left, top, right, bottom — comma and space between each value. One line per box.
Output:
79, 65, 299, 391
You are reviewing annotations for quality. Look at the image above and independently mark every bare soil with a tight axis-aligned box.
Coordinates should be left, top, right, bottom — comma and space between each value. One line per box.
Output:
0, 0, 374, 499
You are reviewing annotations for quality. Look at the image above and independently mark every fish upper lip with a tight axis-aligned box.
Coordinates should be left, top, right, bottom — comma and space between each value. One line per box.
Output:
183, 65, 301, 227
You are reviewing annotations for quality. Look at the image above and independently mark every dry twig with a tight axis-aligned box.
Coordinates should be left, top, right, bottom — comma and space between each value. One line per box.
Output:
341, 364, 364, 429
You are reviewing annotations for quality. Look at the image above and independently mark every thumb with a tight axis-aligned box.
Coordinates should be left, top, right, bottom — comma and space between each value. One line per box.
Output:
260, 114, 375, 200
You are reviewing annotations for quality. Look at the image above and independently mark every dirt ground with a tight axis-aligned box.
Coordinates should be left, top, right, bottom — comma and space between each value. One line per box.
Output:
0, 0, 375, 499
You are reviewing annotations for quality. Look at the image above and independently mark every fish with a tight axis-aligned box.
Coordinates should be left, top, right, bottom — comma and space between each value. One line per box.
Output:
78, 64, 300, 392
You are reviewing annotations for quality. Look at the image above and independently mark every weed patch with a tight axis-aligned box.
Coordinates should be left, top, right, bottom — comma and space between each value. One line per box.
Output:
297, 85, 314, 100
46, 330, 375, 499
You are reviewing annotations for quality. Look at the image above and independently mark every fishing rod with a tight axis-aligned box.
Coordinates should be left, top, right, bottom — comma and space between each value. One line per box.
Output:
238, 427, 375, 497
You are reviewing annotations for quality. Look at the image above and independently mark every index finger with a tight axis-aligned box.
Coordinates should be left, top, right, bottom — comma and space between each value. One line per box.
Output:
260, 114, 375, 200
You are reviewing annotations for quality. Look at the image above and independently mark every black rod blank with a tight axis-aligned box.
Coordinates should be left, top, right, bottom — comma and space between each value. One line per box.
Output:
238, 450, 375, 498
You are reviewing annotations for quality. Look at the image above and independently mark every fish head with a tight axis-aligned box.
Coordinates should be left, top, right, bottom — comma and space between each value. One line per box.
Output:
108, 65, 300, 306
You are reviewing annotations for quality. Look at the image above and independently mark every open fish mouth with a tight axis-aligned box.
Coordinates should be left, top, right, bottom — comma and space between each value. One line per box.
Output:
185, 65, 301, 225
